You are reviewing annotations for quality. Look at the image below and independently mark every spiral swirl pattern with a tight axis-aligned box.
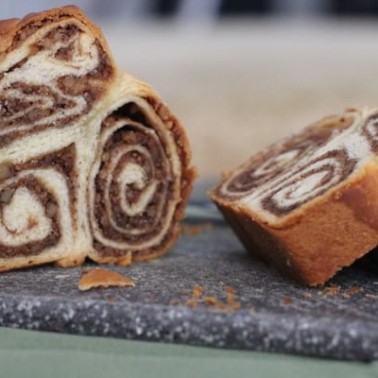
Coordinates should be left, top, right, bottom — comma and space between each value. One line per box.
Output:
213, 109, 378, 223
0, 7, 194, 271
0, 145, 75, 267
361, 114, 378, 152
260, 150, 356, 216
88, 100, 184, 261
0, 19, 112, 147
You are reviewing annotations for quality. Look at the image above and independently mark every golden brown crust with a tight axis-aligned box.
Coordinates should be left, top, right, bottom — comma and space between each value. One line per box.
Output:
55, 256, 86, 268
87, 83, 196, 265
211, 162, 378, 286
0, 6, 195, 272
0, 19, 19, 37
78, 268, 135, 291
0, 5, 115, 69
131, 89, 196, 262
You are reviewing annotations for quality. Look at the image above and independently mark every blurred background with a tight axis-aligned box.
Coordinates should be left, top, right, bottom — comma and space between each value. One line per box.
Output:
2, 0, 378, 176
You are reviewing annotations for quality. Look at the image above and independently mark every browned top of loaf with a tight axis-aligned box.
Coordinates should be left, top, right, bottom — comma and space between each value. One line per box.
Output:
0, 5, 114, 65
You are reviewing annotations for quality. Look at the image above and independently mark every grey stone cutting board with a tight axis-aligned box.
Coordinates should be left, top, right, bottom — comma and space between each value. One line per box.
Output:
0, 183, 377, 360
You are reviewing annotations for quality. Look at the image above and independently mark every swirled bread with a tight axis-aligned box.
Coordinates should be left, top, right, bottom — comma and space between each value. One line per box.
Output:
0, 6, 195, 271
210, 108, 378, 285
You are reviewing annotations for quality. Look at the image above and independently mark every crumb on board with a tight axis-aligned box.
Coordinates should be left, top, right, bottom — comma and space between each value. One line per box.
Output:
203, 296, 218, 306
345, 287, 364, 295
192, 285, 203, 298
186, 285, 241, 312
303, 292, 312, 299
342, 287, 364, 299
105, 295, 118, 303
320, 284, 341, 297
281, 296, 294, 305
186, 285, 203, 308
78, 268, 135, 291
181, 223, 213, 236
365, 293, 378, 300
316, 284, 365, 299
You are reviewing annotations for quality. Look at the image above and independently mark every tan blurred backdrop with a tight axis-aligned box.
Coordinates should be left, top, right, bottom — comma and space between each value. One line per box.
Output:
104, 19, 378, 177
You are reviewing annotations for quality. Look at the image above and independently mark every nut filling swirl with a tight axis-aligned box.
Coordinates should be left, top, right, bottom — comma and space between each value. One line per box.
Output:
214, 109, 377, 223
0, 22, 113, 147
209, 107, 378, 285
89, 104, 180, 258
261, 150, 357, 216
0, 6, 194, 271
0, 144, 76, 259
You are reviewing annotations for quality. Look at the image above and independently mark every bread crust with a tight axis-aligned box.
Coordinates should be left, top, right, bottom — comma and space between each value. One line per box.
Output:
0, 5, 112, 61
0, 6, 195, 271
210, 161, 378, 286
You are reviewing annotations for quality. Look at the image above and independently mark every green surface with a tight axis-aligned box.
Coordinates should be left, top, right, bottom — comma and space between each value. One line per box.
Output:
0, 327, 376, 378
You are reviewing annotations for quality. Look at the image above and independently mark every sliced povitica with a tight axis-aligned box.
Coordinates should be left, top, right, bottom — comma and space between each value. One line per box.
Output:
210, 108, 378, 286
0, 6, 194, 271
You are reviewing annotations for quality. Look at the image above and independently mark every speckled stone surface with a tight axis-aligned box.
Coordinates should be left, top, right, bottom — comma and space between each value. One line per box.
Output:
0, 223, 377, 360
0, 181, 378, 360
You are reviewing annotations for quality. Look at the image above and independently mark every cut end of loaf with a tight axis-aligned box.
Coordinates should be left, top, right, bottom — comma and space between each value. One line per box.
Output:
87, 98, 194, 264
0, 6, 194, 272
210, 107, 378, 285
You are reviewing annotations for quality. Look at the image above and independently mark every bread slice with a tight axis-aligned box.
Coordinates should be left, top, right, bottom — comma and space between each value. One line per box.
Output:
209, 108, 378, 286
0, 6, 195, 271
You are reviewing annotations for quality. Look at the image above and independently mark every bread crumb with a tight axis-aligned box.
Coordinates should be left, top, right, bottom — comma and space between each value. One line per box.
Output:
345, 286, 363, 296
186, 285, 203, 308
365, 293, 378, 300
223, 287, 241, 311
186, 285, 241, 312
321, 284, 340, 297
224, 287, 235, 296
318, 285, 364, 299
281, 296, 293, 305
186, 299, 198, 308
303, 292, 312, 299
181, 223, 213, 236
203, 296, 218, 306
78, 268, 135, 291
105, 295, 117, 303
